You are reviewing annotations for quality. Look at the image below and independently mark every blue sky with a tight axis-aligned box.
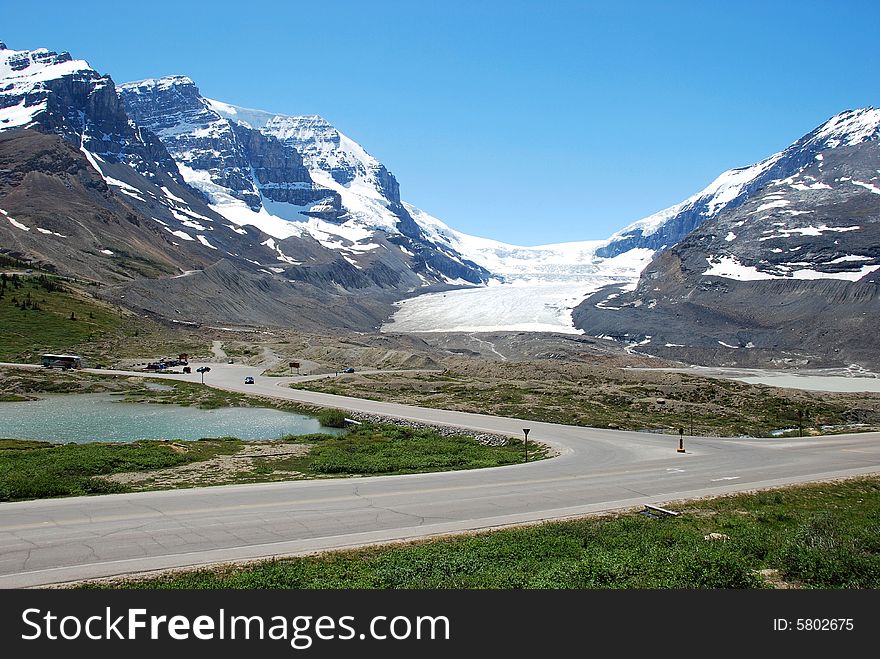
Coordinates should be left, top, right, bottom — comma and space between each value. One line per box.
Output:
4, 1, 878, 245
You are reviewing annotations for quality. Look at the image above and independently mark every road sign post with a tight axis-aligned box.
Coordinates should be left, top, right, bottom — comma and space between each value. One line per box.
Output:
523, 428, 530, 463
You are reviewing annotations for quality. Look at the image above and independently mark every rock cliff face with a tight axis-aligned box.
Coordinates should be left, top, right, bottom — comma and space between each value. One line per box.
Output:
575, 129, 880, 369
0, 44, 183, 185
118, 76, 341, 219
230, 122, 340, 220
204, 95, 490, 283
251, 112, 401, 202
119, 76, 490, 286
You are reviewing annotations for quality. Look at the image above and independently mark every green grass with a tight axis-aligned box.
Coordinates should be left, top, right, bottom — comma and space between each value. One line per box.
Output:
280, 423, 535, 476
253, 424, 534, 479
317, 408, 348, 428
0, 275, 124, 363
0, 438, 242, 501
0, 394, 29, 401
93, 477, 880, 590
0, 274, 212, 366
0, 423, 535, 500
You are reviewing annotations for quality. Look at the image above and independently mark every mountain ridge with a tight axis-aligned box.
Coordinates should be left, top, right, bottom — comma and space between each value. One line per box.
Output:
573, 132, 880, 368
1, 39, 877, 358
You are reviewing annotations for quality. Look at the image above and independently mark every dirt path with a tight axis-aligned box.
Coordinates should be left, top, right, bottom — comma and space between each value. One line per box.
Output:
258, 345, 283, 369
211, 340, 227, 359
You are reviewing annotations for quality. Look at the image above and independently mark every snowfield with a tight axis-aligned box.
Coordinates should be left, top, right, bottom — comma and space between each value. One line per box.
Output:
384, 278, 627, 334
383, 230, 654, 334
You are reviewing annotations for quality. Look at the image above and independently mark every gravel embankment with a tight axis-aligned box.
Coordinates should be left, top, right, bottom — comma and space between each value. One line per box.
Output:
346, 412, 514, 447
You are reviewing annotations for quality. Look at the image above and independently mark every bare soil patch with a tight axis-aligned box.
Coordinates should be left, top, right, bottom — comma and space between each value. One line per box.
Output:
102, 442, 312, 489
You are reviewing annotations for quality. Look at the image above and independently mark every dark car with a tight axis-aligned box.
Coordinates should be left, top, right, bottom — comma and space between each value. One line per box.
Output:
244, 376, 255, 384
342, 367, 355, 374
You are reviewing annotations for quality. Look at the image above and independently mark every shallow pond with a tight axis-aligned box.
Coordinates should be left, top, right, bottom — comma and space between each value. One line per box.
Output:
0, 393, 341, 443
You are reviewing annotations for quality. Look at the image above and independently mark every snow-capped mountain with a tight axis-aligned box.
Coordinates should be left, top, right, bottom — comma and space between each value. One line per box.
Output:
598, 108, 880, 259
387, 108, 880, 338
118, 77, 342, 228
208, 102, 404, 230
0, 42, 183, 184
574, 115, 880, 368
119, 78, 489, 286
0, 42, 279, 284
2, 39, 877, 354
0, 43, 474, 329
407, 202, 653, 283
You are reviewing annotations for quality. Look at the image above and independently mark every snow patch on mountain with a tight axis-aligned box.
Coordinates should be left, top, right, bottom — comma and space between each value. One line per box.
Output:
703, 255, 880, 282
405, 202, 651, 281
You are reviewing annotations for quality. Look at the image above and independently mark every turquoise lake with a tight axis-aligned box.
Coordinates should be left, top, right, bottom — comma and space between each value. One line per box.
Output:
0, 393, 340, 443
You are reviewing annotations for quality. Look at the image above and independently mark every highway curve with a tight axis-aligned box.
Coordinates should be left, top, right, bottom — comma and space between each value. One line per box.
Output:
1, 362, 879, 587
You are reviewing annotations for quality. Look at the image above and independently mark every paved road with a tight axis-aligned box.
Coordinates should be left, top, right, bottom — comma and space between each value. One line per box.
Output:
1, 362, 879, 587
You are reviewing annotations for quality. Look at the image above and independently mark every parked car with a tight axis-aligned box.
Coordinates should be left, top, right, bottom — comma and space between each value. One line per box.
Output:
342, 367, 355, 373
244, 376, 255, 384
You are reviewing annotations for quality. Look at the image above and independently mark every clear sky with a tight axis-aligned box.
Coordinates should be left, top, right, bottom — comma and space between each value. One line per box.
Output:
3, 1, 878, 245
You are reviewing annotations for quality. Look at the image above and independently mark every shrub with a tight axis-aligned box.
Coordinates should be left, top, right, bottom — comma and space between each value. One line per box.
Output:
317, 409, 348, 428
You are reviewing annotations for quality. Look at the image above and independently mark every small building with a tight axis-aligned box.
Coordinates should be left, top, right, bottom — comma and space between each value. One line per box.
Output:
41, 354, 83, 369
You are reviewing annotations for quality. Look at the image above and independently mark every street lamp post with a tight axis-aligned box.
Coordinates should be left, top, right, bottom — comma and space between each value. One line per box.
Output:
523, 428, 530, 463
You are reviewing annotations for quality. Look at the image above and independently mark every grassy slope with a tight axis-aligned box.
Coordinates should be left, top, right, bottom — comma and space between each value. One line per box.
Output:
0, 275, 123, 362
273, 424, 536, 476
96, 477, 880, 590
0, 274, 210, 365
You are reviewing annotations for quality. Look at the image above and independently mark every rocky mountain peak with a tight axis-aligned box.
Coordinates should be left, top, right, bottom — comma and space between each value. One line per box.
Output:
124, 85, 489, 285
119, 78, 340, 221
597, 107, 880, 261
807, 107, 880, 149
0, 44, 187, 187
575, 131, 880, 369
0, 45, 83, 76
208, 101, 403, 206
